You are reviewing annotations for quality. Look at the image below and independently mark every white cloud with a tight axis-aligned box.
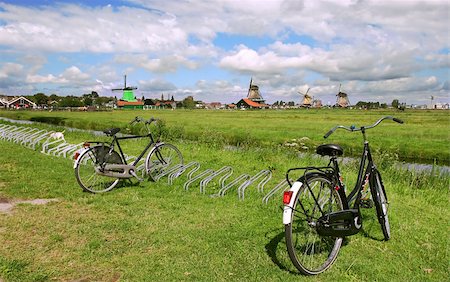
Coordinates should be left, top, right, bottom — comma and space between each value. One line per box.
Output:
0, 3, 189, 53
0, 63, 23, 78
61, 66, 90, 82
114, 54, 198, 73
0, 0, 448, 103
219, 46, 306, 74
25, 66, 91, 86
139, 78, 177, 92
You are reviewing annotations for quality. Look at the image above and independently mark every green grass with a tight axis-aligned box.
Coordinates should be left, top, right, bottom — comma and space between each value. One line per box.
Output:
1, 108, 449, 165
0, 130, 448, 281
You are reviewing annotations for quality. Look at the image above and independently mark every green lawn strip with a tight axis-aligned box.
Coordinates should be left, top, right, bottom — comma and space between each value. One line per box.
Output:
0, 137, 447, 281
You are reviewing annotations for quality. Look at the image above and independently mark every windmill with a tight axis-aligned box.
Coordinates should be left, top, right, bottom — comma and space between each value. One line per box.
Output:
112, 75, 138, 102
247, 78, 264, 103
336, 84, 350, 108
299, 88, 312, 107
313, 99, 323, 108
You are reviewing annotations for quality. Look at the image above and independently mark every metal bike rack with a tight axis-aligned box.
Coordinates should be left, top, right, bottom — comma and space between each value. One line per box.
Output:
0, 125, 19, 139
55, 142, 84, 158
135, 159, 147, 178
60, 143, 80, 158
8, 127, 33, 142
23, 129, 47, 143
262, 179, 290, 204
27, 132, 54, 150
152, 163, 185, 182
0, 124, 14, 139
41, 138, 66, 154
212, 173, 251, 197
168, 161, 201, 184
14, 128, 40, 144
199, 166, 233, 194
15, 127, 38, 142
237, 170, 272, 200
6, 126, 28, 141
183, 169, 215, 191
46, 140, 69, 155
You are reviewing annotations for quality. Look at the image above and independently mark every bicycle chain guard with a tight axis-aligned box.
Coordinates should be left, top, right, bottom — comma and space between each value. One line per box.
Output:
316, 209, 362, 237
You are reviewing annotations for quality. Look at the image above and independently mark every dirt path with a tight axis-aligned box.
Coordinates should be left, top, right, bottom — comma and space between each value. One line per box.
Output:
0, 197, 58, 214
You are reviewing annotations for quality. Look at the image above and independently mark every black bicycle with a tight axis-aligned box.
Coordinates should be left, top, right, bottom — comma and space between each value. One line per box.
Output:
74, 116, 183, 193
282, 116, 403, 275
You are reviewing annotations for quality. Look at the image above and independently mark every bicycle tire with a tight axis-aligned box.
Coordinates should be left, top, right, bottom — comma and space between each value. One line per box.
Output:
145, 143, 183, 182
74, 145, 122, 193
370, 170, 390, 240
285, 172, 345, 275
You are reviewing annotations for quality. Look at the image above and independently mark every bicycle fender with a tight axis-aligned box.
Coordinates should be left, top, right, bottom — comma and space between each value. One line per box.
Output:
283, 181, 303, 225
73, 147, 88, 169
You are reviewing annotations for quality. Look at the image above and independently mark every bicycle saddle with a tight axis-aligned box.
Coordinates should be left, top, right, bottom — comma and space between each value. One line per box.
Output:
103, 128, 120, 136
316, 144, 343, 157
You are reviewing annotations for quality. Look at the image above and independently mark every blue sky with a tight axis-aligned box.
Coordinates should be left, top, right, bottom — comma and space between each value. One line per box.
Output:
0, 0, 448, 105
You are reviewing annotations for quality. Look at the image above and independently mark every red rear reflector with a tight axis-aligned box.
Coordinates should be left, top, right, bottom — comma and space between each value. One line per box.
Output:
74, 152, 80, 160
83, 142, 90, 148
283, 191, 293, 205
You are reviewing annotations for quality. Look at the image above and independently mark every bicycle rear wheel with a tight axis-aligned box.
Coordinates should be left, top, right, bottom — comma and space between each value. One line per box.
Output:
145, 143, 183, 182
285, 173, 344, 275
370, 170, 390, 240
74, 146, 122, 193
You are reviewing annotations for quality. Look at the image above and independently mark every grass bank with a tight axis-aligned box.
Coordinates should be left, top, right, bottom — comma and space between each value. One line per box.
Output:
0, 108, 448, 165
0, 131, 448, 281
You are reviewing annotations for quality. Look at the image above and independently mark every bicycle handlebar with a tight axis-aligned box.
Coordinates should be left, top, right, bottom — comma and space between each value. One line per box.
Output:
130, 116, 159, 125
324, 116, 404, 139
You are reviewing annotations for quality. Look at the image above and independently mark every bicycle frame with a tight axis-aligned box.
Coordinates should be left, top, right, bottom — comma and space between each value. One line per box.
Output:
74, 120, 166, 179
346, 140, 376, 207
284, 116, 403, 227
107, 132, 156, 167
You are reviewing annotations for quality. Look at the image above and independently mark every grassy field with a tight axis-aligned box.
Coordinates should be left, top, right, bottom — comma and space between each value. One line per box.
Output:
0, 108, 448, 165
0, 110, 448, 281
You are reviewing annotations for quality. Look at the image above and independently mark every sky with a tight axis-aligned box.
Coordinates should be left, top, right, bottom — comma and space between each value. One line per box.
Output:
0, 0, 448, 105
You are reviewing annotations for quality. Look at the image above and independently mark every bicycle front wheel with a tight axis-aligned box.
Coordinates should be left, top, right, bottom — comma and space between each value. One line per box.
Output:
371, 170, 390, 240
145, 143, 183, 182
74, 146, 122, 193
285, 173, 344, 275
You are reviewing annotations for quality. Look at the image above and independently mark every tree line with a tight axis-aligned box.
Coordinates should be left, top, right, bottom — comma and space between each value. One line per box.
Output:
23, 92, 405, 110
27, 92, 198, 109
355, 99, 405, 110
28, 92, 114, 107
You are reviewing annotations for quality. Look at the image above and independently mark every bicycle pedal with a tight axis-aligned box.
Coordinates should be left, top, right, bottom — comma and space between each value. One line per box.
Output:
360, 199, 374, 208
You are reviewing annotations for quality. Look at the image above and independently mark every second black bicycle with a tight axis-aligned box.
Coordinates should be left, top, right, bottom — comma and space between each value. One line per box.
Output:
283, 116, 403, 275
74, 116, 183, 193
